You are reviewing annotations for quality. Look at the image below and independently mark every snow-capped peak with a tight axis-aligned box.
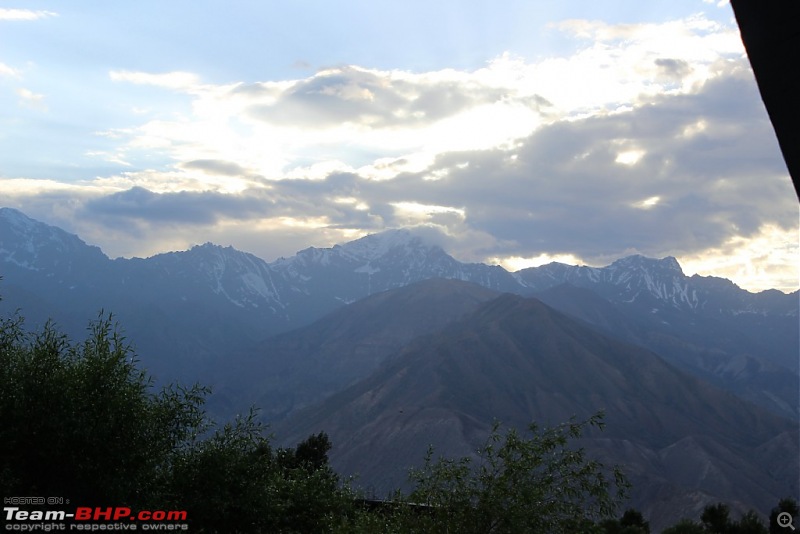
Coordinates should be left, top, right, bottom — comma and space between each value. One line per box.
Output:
609, 254, 684, 276
333, 229, 433, 261
273, 228, 442, 272
145, 241, 283, 310
0, 207, 108, 271
0, 207, 39, 232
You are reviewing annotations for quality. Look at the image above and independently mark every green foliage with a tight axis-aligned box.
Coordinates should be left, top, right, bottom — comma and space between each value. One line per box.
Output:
601, 508, 651, 533
702, 503, 734, 533
331, 495, 417, 534
662, 519, 707, 534
736, 511, 769, 534
164, 413, 349, 533
399, 413, 629, 534
293, 431, 333, 472
0, 312, 206, 504
770, 498, 799, 534
663, 501, 789, 534
0, 311, 350, 532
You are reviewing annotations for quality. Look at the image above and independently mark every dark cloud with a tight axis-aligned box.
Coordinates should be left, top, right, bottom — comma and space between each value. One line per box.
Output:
13, 61, 793, 274
325, 64, 796, 263
78, 176, 385, 236
180, 159, 251, 177
83, 187, 273, 225
654, 58, 692, 81
246, 66, 515, 128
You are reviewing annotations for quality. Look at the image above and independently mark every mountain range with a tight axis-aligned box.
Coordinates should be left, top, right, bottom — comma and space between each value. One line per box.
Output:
1, 207, 798, 528
1, 207, 796, 418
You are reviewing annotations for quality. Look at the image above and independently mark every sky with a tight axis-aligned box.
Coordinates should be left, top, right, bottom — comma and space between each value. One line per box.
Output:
1, 1, 798, 293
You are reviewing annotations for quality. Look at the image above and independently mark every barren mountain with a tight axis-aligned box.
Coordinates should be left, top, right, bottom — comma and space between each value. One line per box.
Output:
280, 292, 798, 530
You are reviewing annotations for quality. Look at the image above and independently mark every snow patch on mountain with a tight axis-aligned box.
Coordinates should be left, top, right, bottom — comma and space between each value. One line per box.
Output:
0, 207, 108, 276
514, 254, 721, 312
2, 208, 796, 322
334, 229, 420, 260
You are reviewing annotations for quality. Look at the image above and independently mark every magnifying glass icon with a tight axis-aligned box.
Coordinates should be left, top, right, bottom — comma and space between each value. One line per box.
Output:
778, 512, 796, 531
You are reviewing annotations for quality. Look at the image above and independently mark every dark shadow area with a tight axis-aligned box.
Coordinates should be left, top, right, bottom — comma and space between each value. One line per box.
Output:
731, 1, 800, 199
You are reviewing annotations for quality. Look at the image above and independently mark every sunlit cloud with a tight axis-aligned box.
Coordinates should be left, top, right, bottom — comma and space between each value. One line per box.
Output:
85, 150, 132, 167
107, 63, 550, 184
92, 13, 746, 199
391, 202, 466, 224
0, 62, 19, 77
680, 119, 709, 138
3, 10, 796, 293
0, 8, 57, 21
615, 149, 646, 166
109, 70, 201, 91
89, 169, 260, 195
491, 253, 587, 272
631, 196, 662, 210
0, 178, 107, 196
333, 197, 370, 211
679, 224, 799, 293
17, 88, 46, 110
543, 15, 743, 113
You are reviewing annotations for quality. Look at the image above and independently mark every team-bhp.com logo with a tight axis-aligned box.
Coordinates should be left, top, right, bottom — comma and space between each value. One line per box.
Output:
4, 503, 189, 531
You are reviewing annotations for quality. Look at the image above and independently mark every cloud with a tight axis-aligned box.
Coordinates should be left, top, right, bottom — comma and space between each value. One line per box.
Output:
18, 61, 798, 272
91, 13, 745, 192
17, 88, 46, 110
654, 58, 692, 81
0, 8, 57, 21
680, 224, 798, 292
405, 63, 796, 269
179, 159, 252, 177
102, 63, 550, 182
83, 187, 270, 225
0, 62, 19, 77
247, 65, 512, 129
554, 15, 730, 45
5, 13, 796, 291
109, 70, 201, 91
540, 15, 742, 113
702, 0, 730, 7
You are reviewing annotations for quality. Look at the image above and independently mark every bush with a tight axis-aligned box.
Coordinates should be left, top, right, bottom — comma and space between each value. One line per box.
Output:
400, 414, 629, 534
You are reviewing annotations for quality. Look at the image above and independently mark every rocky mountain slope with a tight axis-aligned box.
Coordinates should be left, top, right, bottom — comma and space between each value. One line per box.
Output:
215, 278, 501, 420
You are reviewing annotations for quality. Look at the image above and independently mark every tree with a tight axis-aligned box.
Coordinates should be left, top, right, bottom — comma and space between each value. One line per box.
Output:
770, 498, 799, 534
702, 503, 733, 534
293, 431, 333, 472
735, 510, 768, 534
403, 413, 629, 534
0, 312, 206, 504
601, 508, 651, 534
0, 310, 351, 532
163, 412, 349, 533
662, 519, 705, 534
662, 502, 780, 534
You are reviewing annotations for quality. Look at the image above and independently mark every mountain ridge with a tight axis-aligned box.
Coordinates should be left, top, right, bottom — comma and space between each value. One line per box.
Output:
3, 207, 795, 299
277, 290, 798, 530
215, 278, 501, 421
1, 207, 797, 419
